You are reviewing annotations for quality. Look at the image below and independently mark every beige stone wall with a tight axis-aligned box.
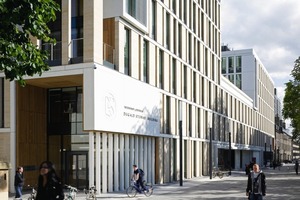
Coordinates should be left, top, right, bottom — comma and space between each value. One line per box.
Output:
0, 133, 10, 163
83, 0, 103, 64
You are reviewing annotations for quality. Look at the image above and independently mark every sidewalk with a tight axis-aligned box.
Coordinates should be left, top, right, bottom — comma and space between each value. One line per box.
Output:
9, 169, 297, 199
9, 171, 246, 200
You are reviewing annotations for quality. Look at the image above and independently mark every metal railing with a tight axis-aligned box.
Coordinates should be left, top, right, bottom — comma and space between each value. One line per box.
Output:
42, 41, 62, 62
70, 38, 83, 58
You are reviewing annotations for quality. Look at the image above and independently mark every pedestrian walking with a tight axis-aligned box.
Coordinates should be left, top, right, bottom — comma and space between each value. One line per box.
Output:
14, 166, 24, 199
36, 161, 64, 200
295, 160, 299, 175
246, 164, 266, 200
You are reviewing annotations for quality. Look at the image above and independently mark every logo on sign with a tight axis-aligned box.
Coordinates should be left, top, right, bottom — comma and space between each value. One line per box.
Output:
105, 92, 116, 118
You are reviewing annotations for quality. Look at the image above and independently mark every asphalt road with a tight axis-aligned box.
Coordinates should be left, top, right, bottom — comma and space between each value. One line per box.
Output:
9, 168, 300, 200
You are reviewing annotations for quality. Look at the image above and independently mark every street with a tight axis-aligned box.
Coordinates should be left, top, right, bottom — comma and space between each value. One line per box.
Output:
10, 168, 300, 200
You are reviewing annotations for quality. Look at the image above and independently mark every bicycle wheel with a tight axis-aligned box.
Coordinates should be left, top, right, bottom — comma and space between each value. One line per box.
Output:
126, 186, 137, 198
212, 172, 216, 178
144, 183, 153, 197
218, 172, 224, 179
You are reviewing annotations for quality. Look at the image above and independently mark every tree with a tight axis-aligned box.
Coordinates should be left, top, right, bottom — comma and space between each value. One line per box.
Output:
0, 0, 59, 85
283, 56, 300, 142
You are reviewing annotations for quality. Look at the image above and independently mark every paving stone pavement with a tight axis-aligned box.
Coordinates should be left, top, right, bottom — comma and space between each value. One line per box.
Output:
9, 168, 300, 200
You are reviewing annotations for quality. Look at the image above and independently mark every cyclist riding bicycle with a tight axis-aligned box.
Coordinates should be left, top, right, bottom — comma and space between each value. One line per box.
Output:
132, 164, 146, 192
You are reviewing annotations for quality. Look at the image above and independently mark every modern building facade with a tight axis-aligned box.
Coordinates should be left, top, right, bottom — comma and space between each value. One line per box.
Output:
221, 48, 276, 164
0, 0, 276, 194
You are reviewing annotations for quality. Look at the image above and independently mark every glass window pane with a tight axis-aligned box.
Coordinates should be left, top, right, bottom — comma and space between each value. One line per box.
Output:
228, 57, 234, 73
236, 56, 242, 73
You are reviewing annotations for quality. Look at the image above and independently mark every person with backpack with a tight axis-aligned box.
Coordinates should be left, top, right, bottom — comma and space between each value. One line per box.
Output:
246, 164, 266, 200
132, 164, 146, 192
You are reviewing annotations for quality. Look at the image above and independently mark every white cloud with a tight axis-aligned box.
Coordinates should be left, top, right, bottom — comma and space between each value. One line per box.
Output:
221, 0, 300, 102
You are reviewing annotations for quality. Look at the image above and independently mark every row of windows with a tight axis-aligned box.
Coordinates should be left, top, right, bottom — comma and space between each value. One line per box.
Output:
221, 56, 242, 74
123, 26, 219, 101
160, 0, 220, 29
160, 96, 273, 147
122, 23, 275, 143
152, 0, 220, 61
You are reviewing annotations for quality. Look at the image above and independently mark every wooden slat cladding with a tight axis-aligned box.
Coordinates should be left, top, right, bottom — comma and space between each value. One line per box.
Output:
104, 18, 115, 48
16, 84, 47, 185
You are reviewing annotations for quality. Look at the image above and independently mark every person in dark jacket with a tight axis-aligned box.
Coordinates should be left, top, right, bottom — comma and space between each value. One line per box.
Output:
295, 160, 299, 175
14, 166, 24, 199
132, 164, 145, 192
246, 164, 266, 200
36, 161, 64, 200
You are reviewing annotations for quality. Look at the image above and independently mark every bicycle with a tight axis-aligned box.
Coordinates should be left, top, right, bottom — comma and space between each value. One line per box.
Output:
64, 184, 78, 200
27, 185, 37, 200
212, 167, 224, 179
126, 179, 153, 198
84, 185, 97, 200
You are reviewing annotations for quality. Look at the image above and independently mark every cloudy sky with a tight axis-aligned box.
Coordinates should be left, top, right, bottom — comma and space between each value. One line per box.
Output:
221, 0, 300, 102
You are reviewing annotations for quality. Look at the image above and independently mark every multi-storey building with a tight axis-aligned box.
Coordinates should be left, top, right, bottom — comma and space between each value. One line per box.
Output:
292, 142, 300, 160
0, 0, 275, 194
221, 48, 276, 164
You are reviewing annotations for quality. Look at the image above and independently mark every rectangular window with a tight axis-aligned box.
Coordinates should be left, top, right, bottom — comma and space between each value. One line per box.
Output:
189, 104, 192, 136
221, 57, 226, 74
228, 74, 234, 84
193, 2, 196, 31
193, 72, 196, 102
188, 33, 192, 64
236, 56, 242, 73
151, 0, 156, 39
173, 19, 177, 53
166, 96, 171, 134
159, 50, 164, 89
178, 24, 182, 57
179, 0, 182, 20
166, 13, 170, 49
71, 0, 83, 62
183, 0, 187, 23
126, 0, 147, 25
228, 56, 234, 73
172, 0, 176, 14
126, 0, 136, 18
236, 74, 242, 89
184, 65, 187, 98
124, 28, 131, 75
143, 40, 148, 83
172, 58, 177, 94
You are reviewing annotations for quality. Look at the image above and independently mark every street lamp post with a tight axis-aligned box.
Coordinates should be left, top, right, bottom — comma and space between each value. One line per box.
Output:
228, 132, 231, 175
208, 112, 213, 179
179, 101, 183, 186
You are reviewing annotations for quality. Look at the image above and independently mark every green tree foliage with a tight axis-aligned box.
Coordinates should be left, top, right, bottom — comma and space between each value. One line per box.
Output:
283, 56, 300, 142
0, 0, 59, 85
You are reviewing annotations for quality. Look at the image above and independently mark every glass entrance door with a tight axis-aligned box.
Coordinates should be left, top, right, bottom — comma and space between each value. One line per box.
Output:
65, 151, 88, 189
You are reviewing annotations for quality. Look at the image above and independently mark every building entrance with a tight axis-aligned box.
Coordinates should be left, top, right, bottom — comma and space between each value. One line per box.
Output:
65, 151, 88, 189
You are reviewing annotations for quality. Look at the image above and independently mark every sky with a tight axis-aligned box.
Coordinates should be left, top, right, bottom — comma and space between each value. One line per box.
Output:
221, 0, 300, 103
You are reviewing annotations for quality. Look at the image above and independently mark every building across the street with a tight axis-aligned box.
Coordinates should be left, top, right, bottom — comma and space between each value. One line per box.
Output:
0, 0, 276, 194
221, 47, 276, 165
